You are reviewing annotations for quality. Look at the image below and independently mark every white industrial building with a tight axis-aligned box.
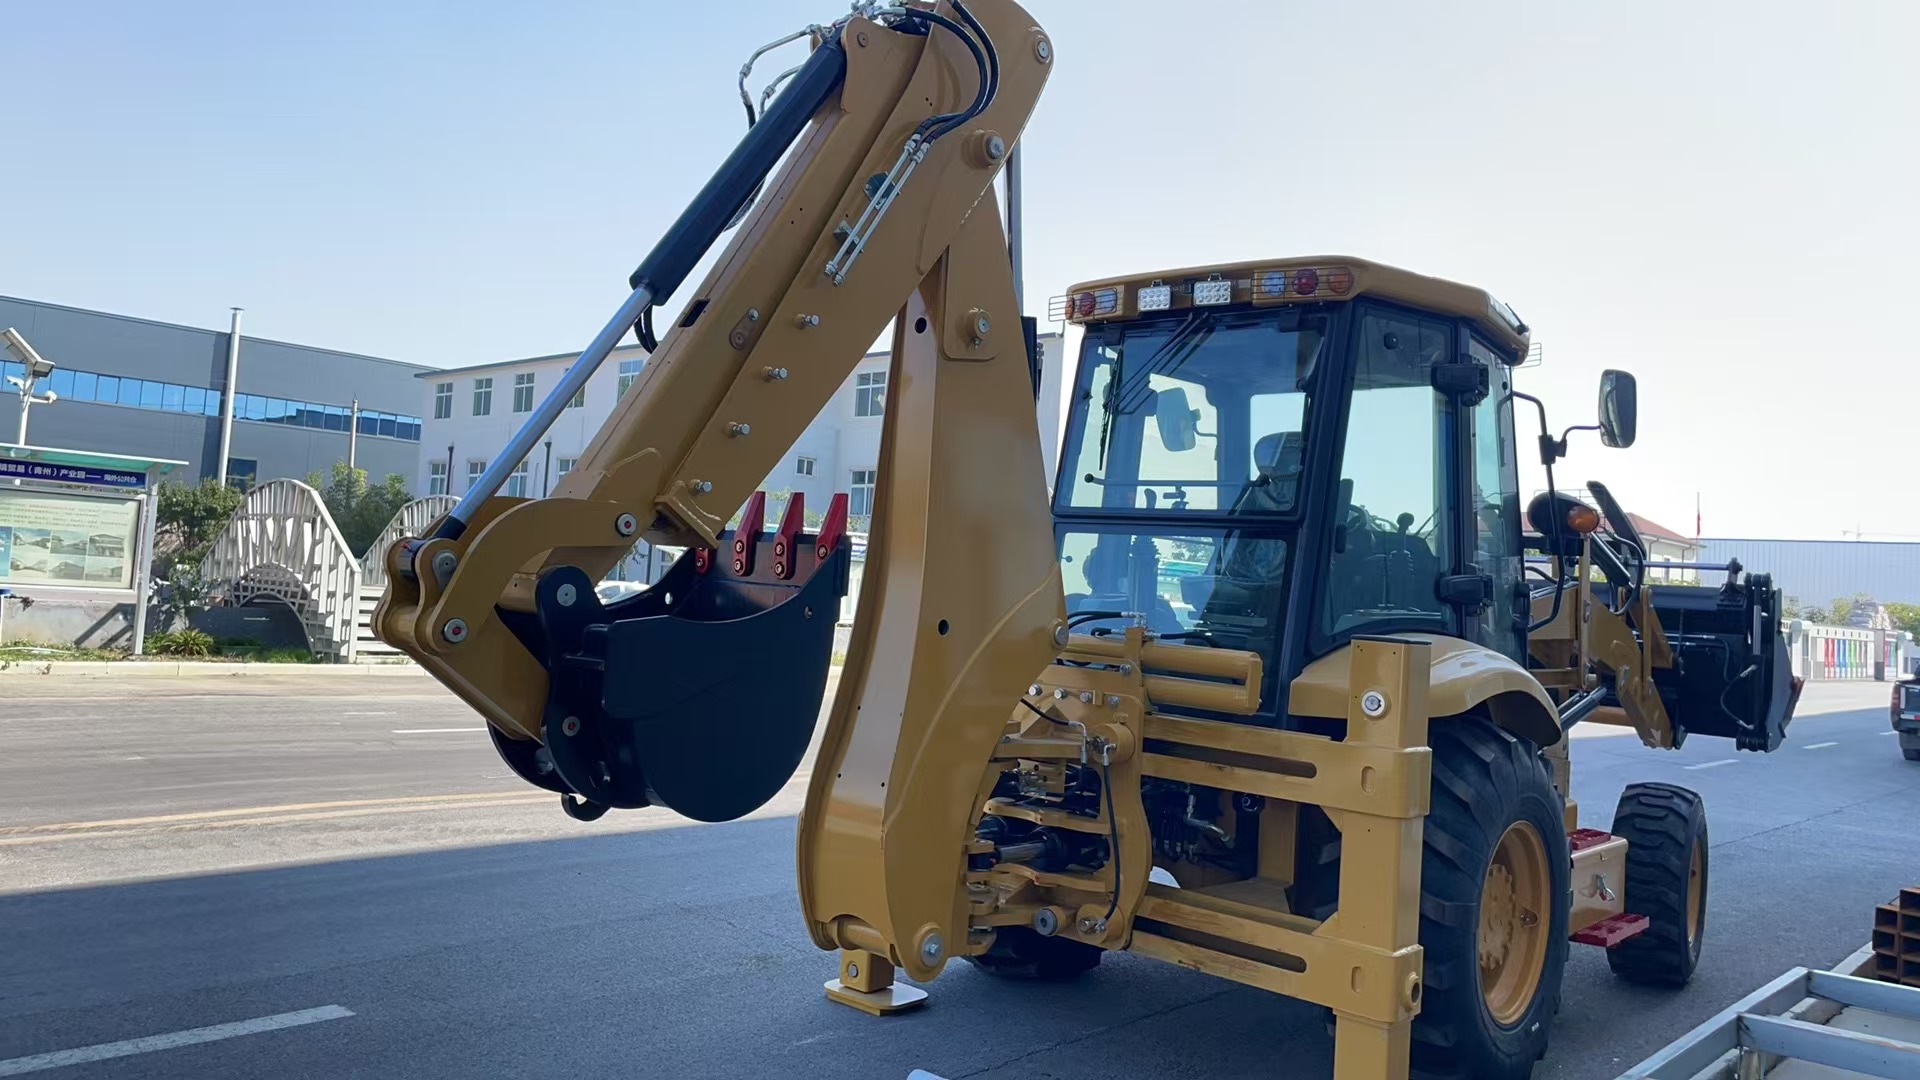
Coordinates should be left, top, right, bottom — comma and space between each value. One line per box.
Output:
416, 330, 1066, 574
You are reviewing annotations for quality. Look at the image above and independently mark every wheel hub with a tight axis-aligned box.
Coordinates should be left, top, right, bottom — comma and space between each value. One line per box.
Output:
1479, 821, 1552, 1027
1480, 864, 1516, 967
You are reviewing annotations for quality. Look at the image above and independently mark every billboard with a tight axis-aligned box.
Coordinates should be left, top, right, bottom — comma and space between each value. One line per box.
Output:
0, 490, 140, 590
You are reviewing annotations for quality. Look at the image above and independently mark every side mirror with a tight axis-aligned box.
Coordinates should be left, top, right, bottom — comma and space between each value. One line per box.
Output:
1598, 369, 1637, 448
1154, 387, 1198, 452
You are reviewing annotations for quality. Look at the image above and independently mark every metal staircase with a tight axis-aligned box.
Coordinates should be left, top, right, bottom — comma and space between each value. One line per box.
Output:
199, 480, 360, 662
199, 487, 457, 664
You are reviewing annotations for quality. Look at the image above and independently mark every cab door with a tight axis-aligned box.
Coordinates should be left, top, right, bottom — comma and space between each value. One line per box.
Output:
1464, 336, 1525, 661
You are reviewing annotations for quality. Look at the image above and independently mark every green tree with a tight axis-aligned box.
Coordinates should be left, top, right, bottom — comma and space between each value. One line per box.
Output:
1884, 602, 1920, 640
727, 487, 825, 531
154, 478, 245, 576
305, 461, 413, 556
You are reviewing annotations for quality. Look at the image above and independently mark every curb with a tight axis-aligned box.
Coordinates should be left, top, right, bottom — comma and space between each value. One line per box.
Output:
0, 660, 427, 677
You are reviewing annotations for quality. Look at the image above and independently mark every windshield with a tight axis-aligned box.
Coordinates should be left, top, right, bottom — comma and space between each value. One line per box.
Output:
1056, 310, 1330, 517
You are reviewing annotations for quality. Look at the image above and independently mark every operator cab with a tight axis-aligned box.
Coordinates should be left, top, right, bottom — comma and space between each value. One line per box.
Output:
1050, 257, 1534, 722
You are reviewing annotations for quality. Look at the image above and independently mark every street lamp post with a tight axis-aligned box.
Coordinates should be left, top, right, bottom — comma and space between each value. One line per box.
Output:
2, 328, 58, 444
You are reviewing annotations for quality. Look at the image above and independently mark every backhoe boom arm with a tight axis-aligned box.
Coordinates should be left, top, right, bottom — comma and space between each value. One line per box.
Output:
376, 0, 1063, 983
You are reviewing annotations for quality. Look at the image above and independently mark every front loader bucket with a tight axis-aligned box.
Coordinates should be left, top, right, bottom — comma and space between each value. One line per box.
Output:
494, 493, 851, 822
1643, 571, 1799, 751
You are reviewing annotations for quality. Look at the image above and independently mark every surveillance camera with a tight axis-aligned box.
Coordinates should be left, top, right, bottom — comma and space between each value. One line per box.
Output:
2, 328, 53, 378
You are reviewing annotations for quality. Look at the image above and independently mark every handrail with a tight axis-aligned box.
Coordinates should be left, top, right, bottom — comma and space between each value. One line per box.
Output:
198, 479, 360, 661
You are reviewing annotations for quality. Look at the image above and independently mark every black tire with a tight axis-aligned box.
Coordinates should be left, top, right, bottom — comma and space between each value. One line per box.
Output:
1903, 748, 1920, 762
1607, 783, 1708, 987
1412, 719, 1571, 1080
965, 926, 1101, 981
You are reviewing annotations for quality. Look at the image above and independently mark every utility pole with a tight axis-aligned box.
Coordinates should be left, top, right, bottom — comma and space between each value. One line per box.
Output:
2, 328, 58, 446
217, 308, 243, 484
347, 398, 361, 470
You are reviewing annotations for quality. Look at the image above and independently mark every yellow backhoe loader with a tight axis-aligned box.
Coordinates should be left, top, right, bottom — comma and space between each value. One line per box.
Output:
376, 3, 1801, 1077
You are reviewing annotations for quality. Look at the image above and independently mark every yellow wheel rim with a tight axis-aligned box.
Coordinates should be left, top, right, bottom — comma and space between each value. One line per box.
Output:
1479, 821, 1551, 1026
1686, 843, 1704, 946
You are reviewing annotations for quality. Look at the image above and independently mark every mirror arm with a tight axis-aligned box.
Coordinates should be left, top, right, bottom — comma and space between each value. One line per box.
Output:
1558, 422, 1600, 446
1511, 391, 1559, 465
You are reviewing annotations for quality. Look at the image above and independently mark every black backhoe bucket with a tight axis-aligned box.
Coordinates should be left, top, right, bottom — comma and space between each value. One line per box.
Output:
494, 492, 852, 822
1642, 569, 1801, 752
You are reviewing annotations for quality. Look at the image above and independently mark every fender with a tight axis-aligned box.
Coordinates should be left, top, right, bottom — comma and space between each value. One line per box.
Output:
1290, 634, 1561, 747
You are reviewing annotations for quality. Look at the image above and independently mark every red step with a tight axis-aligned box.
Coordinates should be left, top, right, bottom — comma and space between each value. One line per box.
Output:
1571, 913, 1650, 948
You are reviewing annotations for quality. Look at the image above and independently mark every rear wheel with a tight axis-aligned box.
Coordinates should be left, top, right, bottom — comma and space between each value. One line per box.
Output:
1412, 719, 1570, 1080
1607, 783, 1708, 987
965, 926, 1101, 981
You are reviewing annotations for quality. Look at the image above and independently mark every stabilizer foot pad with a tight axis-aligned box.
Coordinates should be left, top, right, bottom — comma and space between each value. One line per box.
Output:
824, 979, 928, 1016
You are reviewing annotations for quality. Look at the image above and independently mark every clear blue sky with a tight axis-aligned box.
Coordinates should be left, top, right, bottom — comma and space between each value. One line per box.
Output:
4, 1, 1915, 538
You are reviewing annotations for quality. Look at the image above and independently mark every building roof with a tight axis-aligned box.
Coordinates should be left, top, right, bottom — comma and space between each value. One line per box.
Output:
1625, 513, 1695, 546
0, 293, 431, 374
414, 330, 1062, 379
413, 343, 652, 380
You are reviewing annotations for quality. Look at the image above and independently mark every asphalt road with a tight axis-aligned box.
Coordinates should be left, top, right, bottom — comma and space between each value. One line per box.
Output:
0, 675, 1914, 1080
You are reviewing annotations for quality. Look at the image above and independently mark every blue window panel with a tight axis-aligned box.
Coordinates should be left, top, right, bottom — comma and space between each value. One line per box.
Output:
119, 379, 142, 406
207, 391, 224, 417
48, 369, 74, 397
95, 375, 119, 402
323, 405, 347, 432
300, 405, 324, 428
397, 419, 421, 441
140, 380, 163, 408
184, 386, 205, 415
240, 394, 267, 421
376, 414, 396, 437
265, 398, 287, 422
73, 372, 97, 400
162, 384, 184, 411
357, 412, 378, 436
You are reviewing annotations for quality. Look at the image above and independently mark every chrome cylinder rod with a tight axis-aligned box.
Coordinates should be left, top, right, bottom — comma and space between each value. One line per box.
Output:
438, 283, 654, 538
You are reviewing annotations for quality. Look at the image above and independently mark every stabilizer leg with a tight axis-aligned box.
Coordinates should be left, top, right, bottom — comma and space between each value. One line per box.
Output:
824, 949, 928, 1016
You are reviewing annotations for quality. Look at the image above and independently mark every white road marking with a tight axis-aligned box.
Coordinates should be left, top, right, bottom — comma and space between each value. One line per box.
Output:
1804, 741, 1840, 750
1683, 759, 1739, 771
0, 1005, 353, 1076
0, 797, 552, 847
344, 711, 395, 716
0, 792, 545, 836
392, 727, 484, 734
1882, 730, 1901, 736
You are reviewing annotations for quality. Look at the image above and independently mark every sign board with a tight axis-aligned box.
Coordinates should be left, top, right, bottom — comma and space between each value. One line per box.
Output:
0, 459, 147, 489
0, 489, 140, 590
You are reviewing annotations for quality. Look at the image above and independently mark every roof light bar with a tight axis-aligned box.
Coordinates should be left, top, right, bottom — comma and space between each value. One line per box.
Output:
1253, 264, 1355, 303
1192, 278, 1233, 307
1051, 286, 1124, 324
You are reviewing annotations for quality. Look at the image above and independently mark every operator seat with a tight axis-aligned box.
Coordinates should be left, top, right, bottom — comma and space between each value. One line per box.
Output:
1220, 432, 1301, 581
1201, 433, 1301, 638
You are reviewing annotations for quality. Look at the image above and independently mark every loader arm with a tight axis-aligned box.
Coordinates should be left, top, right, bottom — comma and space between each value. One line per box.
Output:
375, 0, 1062, 976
